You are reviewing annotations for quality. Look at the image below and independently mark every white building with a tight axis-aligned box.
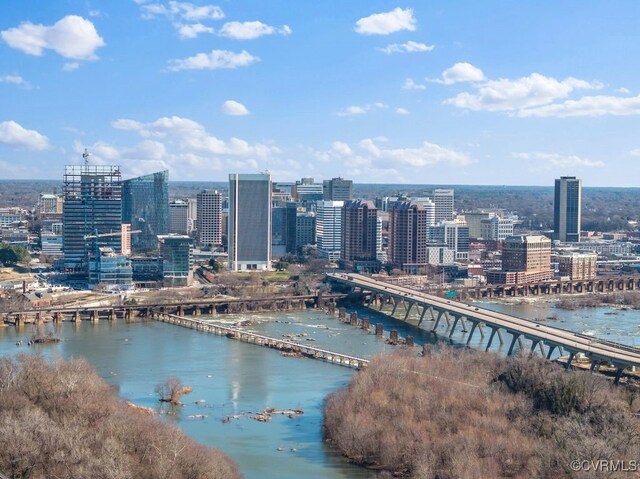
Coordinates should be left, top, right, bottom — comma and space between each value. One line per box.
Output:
196, 190, 222, 247
316, 200, 344, 261
480, 216, 514, 241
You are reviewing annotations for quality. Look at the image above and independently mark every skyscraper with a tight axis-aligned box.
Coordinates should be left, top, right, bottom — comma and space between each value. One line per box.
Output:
389, 201, 428, 272
432, 189, 454, 223
316, 200, 344, 260
122, 170, 169, 253
341, 200, 378, 271
169, 200, 189, 235
323, 177, 353, 201
196, 190, 222, 247
228, 173, 272, 271
554, 176, 582, 242
63, 165, 122, 276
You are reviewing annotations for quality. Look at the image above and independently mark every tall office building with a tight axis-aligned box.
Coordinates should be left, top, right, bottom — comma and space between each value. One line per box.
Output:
295, 178, 323, 204
429, 220, 470, 260
316, 200, 344, 260
432, 189, 454, 223
63, 165, 122, 276
487, 235, 553, 284
169, 200, 189, 234
296, 212, 316, 249
228, 173, 272, 271
554, 176, 582, 242
158, 234, 193, 286
341, 200, 378, 271
389, 201, 428, 272
122, 170, 169, 253
323, 177, 353, 201
196, 190, 223, 247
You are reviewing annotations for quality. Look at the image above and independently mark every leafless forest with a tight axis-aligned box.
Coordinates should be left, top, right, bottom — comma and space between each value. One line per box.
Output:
0, 354, 241, 479
324, 347, 640, 478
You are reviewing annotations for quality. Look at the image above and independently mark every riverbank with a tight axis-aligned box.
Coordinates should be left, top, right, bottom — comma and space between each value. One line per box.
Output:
324, 348, 640, 479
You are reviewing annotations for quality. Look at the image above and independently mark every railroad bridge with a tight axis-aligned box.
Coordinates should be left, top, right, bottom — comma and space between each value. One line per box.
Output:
469, 275, 640, 299
328, 273, 640, 383
2, 293, 345, 326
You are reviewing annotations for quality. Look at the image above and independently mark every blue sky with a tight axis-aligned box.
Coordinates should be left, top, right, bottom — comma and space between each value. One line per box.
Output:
1, 1, 640, 186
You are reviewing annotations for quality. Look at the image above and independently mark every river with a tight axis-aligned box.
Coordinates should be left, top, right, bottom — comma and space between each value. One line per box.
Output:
0, 299, 637, 478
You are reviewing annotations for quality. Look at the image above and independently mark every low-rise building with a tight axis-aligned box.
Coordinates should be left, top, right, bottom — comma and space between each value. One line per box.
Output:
557, 252, 597, 280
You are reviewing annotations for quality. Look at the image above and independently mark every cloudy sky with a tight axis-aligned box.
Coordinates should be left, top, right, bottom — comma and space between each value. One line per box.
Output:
1, 1, 640, 186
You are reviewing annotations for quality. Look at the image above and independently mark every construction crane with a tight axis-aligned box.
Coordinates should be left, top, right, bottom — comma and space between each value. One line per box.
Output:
83, 230, 141, 240
83, 148, 91, 166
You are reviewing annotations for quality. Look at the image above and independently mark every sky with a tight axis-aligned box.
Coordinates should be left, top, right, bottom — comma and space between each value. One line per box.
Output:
1, 1, 640, 186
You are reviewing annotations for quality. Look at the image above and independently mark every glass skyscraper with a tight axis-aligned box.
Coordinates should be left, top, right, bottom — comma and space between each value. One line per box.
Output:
122, 170, 169, 252
63, 165, 122, 276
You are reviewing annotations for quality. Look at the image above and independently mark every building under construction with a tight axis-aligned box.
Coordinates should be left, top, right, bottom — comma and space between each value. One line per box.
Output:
62, 165, 123, 277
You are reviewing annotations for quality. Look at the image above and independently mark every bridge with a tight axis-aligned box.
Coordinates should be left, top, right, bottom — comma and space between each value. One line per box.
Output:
154, 312, 368, 369
328, 273, 640, 383
2, 293, 345, 325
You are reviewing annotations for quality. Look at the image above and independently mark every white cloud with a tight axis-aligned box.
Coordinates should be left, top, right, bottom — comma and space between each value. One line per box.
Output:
516, 94, 640, 118
402, 78, 425, 90
616, 87, 631, 94
168, 49, 259, 71
630, 148, 640, 157
219, 21, 292, 40
0, 121, 49, 150
436, 62, 485, 84
62, 62, 80, 72
446, 73, 602, 112
336, 103, 388, 117
1, 15, 105, 60
222, 100, 250, 116
175, 23, 214, 39
379, 40, 433, 54
111, 115, 277, 158
357, 138, 471, 167
512, 152, 604, 169
140, 1, 224, 21
331, 141, 352, 156
0, 75, 29, 87
355, 7, 416, 35
396, 107, 410, 115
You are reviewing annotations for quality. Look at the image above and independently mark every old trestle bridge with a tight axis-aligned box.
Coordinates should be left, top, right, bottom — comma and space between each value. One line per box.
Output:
328, 273, 640, 382
2, 293, 345, 325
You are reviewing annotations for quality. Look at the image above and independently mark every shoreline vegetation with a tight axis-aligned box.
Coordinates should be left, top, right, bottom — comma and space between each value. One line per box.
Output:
323, 347, 640, 479
0, 354, 241, 479
479, 290, 640, 310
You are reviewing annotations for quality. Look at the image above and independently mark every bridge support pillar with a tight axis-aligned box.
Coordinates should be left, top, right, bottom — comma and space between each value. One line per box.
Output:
507, 333, 521, 356
349, 312, 358, 326
403, 302, 414, 321
405, 336, 414, 347
417, 306, 428, 325
390, 298, 399, 316
389, 330, 398, 344
564, 351, 576, 369
361, 318, 370, 330
546, 345, 557, 360
590, 360, 601, 372
448, 316, 460, 338
614, 367, 624, 385
485, 327, 499, 351
375, 323, 384, 336
466, 321, 479, 346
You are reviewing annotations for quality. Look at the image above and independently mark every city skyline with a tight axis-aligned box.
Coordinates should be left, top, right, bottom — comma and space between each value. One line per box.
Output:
2, 1, 640, 186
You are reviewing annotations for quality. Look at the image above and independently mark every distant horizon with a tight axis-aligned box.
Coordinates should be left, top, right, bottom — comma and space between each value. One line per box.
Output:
2, 178, 639, 190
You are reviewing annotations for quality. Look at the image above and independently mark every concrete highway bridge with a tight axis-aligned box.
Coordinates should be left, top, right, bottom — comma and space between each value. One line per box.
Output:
328, 273, 640, 382
2, 293, 345, 325
469, 275, 640, 299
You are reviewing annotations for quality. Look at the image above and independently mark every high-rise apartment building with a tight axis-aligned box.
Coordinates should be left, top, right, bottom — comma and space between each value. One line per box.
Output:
341, 200, 378, 271
323, 177, 353, 201
196, 190, 223, 247
487, 235, 553, 284
389, 201, 428, 272
432, 189, 454, 223
557, 252, 597, 280
316, 200, 344, 261
554, 176, 581, 242
122, 170, 169, 253
228, 173, 272, 271
63, 165, 122, 276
